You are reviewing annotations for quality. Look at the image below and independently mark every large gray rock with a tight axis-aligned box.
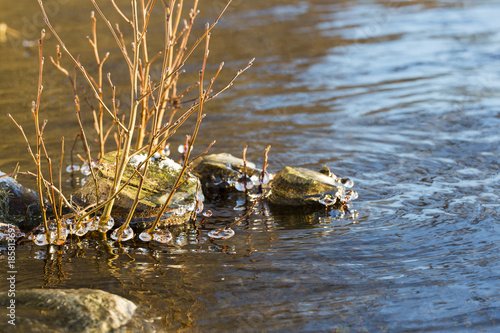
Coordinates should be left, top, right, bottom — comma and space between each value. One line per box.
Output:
0, 288, 137, 333
268, 166, 345, 207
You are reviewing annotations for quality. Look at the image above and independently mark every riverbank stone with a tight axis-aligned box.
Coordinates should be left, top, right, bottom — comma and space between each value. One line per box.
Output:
190, 153, 261, 192
0, 288, 136, 332
72, 151, 202, 227
268, 166, 344, 207
0, 171, 43, 230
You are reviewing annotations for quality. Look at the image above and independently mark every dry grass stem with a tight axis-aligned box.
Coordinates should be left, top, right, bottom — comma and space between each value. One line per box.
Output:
10, 0, 254, 244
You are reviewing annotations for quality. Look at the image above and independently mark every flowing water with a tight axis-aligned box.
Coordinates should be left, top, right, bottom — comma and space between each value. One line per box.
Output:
1, 0, 500, 331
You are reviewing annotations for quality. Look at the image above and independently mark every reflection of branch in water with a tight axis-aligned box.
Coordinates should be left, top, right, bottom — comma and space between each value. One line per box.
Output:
244, 233, 255, 256
209, 192, 266, 241
41, 245, 67, 287
90, 239, 208, 329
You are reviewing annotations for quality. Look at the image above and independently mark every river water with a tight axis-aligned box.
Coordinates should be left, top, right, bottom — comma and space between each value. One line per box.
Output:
1, 0, 499, 332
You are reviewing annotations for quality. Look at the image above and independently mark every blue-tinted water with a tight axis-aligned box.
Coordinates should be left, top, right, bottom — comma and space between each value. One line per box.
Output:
1, 0, 499, 331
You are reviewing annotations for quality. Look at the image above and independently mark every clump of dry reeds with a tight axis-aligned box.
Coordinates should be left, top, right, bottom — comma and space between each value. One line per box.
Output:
8, 0, 254, 245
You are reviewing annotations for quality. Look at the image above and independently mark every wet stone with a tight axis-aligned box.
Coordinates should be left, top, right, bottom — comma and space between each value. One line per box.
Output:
0, 288, 137, 333
0, 171, 44, 230
72, 151, 202, 227
268, 166, 345, 207
190, 153, 262, 192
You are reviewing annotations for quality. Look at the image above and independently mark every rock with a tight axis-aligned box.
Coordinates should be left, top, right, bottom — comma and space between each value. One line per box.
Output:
190, 153, 261, 192
268, 166, 345, 207
73, 151, 202, 226
0, 288, 136, 332
0, 171, 43, 230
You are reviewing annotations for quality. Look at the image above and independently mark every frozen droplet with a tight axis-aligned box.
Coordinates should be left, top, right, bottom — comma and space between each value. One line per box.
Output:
345, 190, 358, 201
138, 232, 152, 242
87, 217, 100, 231
319, 195, 336, 206
340, 178, 354, 188
235, 176, 253, 191
66, 164, 80, 173
80, 162, 91, 176
34, 233, 49, 246
98, 216, 114, 232
54, 228, 69, 238
262, 172, 271, 185
152, 229, 172, 244
251, 172, 271, 186
203, 210, 213, 217
50, 230, 67, 245
75, 224, 88, 237
208, 228, 235, 239
110, 227, 134, 241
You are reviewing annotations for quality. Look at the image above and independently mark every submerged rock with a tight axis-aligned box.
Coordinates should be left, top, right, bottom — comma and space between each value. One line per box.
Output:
190, 153, 263, 192
268, 166, 345, 207
0, 288, 136, 332
73, 151, 202, 226
0, 171, 43, 230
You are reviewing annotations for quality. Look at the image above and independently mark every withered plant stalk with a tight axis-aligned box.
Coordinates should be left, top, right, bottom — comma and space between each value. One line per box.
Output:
8, 0, 256, 243
8, 29, 74, 243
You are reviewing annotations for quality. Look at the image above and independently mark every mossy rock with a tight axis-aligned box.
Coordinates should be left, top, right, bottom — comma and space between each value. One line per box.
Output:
73, 151, 201, 226
268, 166, 344, 207
190, 153, 261, 192
0, 288, 136, 332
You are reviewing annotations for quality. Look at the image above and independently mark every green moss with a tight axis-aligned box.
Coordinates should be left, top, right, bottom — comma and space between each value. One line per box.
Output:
73, 151, 200, 224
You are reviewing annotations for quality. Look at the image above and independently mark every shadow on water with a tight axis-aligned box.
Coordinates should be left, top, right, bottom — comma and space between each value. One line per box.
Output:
1, 0, 500, 331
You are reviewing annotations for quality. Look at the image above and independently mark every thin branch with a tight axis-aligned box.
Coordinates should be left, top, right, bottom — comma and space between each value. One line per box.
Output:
36, 0, 128, 133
